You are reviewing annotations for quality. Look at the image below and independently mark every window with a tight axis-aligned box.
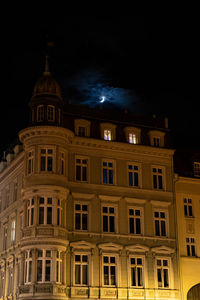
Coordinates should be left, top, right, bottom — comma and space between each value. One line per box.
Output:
154, 210, 167, 237
27, 198, 34, 226
3, 226, 7, 251
57, 199, 63, 227
75, 203, 88, 231
124, 127, 141, 144
186, 237, 196, 256
74, 119, 91, 137
194, 162, 200, 177
60, 152, 65, 175
78, 126, 86, 137
40, 148, 54, 172
102, 160, 115, 184
74, 254, 88, 285
47, 105, 55, 121
39, 197, 52, 225
13, 182, 18, 202
103, 255, 116, 286
27, 150, 34, 174
153, 137, 160, 147
128, 163, 140, 187
104, 129, 112, 141
37, 250, 52, 282
11, 219, 16, 246
75, 157, 88, 182
156, 258, 169, 288
129, 208, 142, 235
102, 206, 116, 233
0, 267, 5, 297
152, 167, 164, 190
37, 105, 44, 122
129, 133, 137, 144
130, 257, 144, 287
25, 250, 32, 283
56, 251, 62, 283
184, 198, 193, 217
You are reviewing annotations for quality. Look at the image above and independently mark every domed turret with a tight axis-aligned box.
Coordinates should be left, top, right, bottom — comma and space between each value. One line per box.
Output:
29, 57, 64, 126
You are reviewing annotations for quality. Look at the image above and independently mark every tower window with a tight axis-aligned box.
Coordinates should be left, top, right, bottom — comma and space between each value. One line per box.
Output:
37, 105, 44, 122
47, 105, 55, 121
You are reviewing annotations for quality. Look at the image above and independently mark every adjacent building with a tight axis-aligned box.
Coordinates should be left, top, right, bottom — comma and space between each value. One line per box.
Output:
0, 61, 198, 299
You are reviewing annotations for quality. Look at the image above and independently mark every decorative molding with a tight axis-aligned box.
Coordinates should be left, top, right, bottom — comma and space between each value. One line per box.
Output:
150, 200, 171, 207
99, 195, 121, 202
151, 245, 175, 254
70, 240, 95, 249
125, 244, 149, 253
124, 197, 146, 204
98, 242, 123, 251
72, 192, 95, 200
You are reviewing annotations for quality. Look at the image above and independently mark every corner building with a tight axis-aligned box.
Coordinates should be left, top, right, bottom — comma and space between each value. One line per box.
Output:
0, 66, 180, 299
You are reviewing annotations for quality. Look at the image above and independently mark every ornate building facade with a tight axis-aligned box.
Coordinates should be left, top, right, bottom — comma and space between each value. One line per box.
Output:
0, 62, 198, 299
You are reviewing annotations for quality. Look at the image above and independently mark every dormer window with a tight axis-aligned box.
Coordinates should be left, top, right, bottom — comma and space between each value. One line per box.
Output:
124, 127, 141, 145
75, 119, 91, 137
37, 105, 44, 122
100, 123, 116, 141
194, 162, 200, 177
149, 130, 165, 147
104, 129, 112, 141
47, 105, 55, 121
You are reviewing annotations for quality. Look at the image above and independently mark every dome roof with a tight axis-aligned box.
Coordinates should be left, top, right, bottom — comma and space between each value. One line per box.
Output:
32, 57, 62, 99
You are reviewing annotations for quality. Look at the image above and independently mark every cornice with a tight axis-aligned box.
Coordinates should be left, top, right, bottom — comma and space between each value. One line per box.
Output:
0, 152, 24, 183
71, 137, 175, 158
22, 185, 70, 199
18, 126, 74, 144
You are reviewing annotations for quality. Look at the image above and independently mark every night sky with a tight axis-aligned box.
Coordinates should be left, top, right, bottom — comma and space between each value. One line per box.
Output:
1, 16, 199, 157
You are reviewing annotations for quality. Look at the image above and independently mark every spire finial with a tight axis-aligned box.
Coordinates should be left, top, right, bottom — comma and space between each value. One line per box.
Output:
43, 55, 51, 76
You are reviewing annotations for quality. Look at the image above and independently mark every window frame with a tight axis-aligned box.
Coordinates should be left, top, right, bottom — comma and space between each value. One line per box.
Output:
74, 201, 89, 231
47, 105, 55, 122
155, 257, 171, 289
74, 119, 91, 137
183, 198, 193, 217
127, 162, 142, 188
37, 105, 44, 122
25, 250, 32, 284
128, 255, 145, 288
10, 219, 16, 246
194, 162, 200, 177
124, 127, 141, 144
75, 156, 89, 182
102, 254, 118, 287
73, 253, 89, 286
36, 249, 52, 283
38, 146, 55, 173
152, 165, 166, 190
101, 203, 118, 234
153, 208, 168, 237
102, 159, 116, 185
128, 206, 144, 235
100, 123, 116, 141
186, 237, 196, 257
149, 130, 165, 147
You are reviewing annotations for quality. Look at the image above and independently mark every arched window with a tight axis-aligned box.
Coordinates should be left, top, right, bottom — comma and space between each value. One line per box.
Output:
187, 284, 200, 300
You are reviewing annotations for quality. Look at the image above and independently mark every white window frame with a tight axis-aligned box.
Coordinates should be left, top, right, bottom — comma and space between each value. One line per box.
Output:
38, 197, 53, 225
47, 105, 55, 121
128, 255, 145, 288
155, 257, 171, 289
186, 237, 196, 257
10, 219, 16, 246
183, 198, 193, 217
102, 254, 118, 287
27, 198, 35, 226
74, 119, 91, 137
73, 252, 89, 286
75, 156, 89, 182
60, 150, 65, 175
102, 159, 116, 185
74, 201, 89, 231
124, 127, 141, 144
149, 130, 165, 147
36, 249, 52, 283
152, 165, 166, 190
153, 208, 168, 237
100, 123, 116, 141
39, 146, 55, 173
37, 105, 44, 122
127, 162, 142, 188
194, 162, 200, 177
128, 206, 144, 235
56, 251, 63, 283
25, 250, 32, 284
3, 225, 8, 251
101, 203, 118, 234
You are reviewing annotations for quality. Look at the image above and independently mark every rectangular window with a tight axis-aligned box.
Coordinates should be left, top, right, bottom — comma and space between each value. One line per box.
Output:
156, 259, 169, 288
60, 152, 65, 175
75, 203, 88, 231
56, 251, 62, 283
130, 257, 144, 287
128, 164, 140, 187
153, 137, 160, 147
74, 254, 88, 285
3, 226, 7, 251
25, 250, 32, 283
102, 160, 114, 184
154, 211, 167, 237
102, 206, 116, 233
103, 256, 116, 286
152, 167, 164, 190
186, 237, 196, 256
129, 208, 142, 235
78, 126, 86, 137
104, 129, 112, 141
27, 150, 34, 174
40, 148, 54, 172
37, 105, 44, 122
129, 133, 137, 144
27, 198, 34, 226
11, 219, 16, 245
37, 250, 52, 283
47, 105, 55, 121
39, 197, 53, 225
194, 162, 200, 177
184, 198, 193, 217
75, 158, 88, 182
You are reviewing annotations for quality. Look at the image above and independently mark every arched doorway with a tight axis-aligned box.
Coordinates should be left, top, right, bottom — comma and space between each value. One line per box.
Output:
187, 284, 200, 300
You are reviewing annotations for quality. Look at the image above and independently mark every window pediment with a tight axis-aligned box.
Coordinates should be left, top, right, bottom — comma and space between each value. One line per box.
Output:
98, 242, 123, 251
70, 240, 95, 250
74, 119, 91, 137
124, 127, 141, 144
151, 246, 174, 254
125, 244, 149, 253
100, 123, 116, 141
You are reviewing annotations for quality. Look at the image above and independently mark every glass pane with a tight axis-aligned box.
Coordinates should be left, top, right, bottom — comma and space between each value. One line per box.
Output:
129, 218, 134, 234
104, 256, 109, 263
103, 168, 107, 184
82, 205, 88, 211
103, 207, 108, 213
110, 266, 116, 285
57, 208, 60, 226
155, 220, 160, 236
40, 157, 46, 171
189, 205, 193, 216
137, 267, 143, 286
40, 198, 44, 204
104, 266, 109, 285
131, 258, 135, 265
45, 260, 51, 281
75, 213, 81, 230
136, 218, 141, 234
191, 245, 196, 256
110, 257, 115, 264
82, 166, 87, 181
134, 172, 139, 186
75, 265, 80, 284
47, 157, 53, 171
39, 207, 44, 224
82, 265, 88, 285
109, 169, 113, 184
31, 208, 34, 225
37, 260, 42, 281
109, 207, 114, 214
75, 204, 81, 210
109, 216, 115, 232
28, 261, 32, 282
161, 221, 166, 236
75, 255, 80, 262
163, 269, 169, 287
158, 175, 163, 189
184, 205, 188, 216
157, 269, 162, 287
82, 255, 88, 262
153, 174, 157, 188
131, 267, 136, 286
47, 207, 52, 224
103, 215, 108, 232
129, 209, 134, 216
82, 214, 88, 230
129, 172, 133, 186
